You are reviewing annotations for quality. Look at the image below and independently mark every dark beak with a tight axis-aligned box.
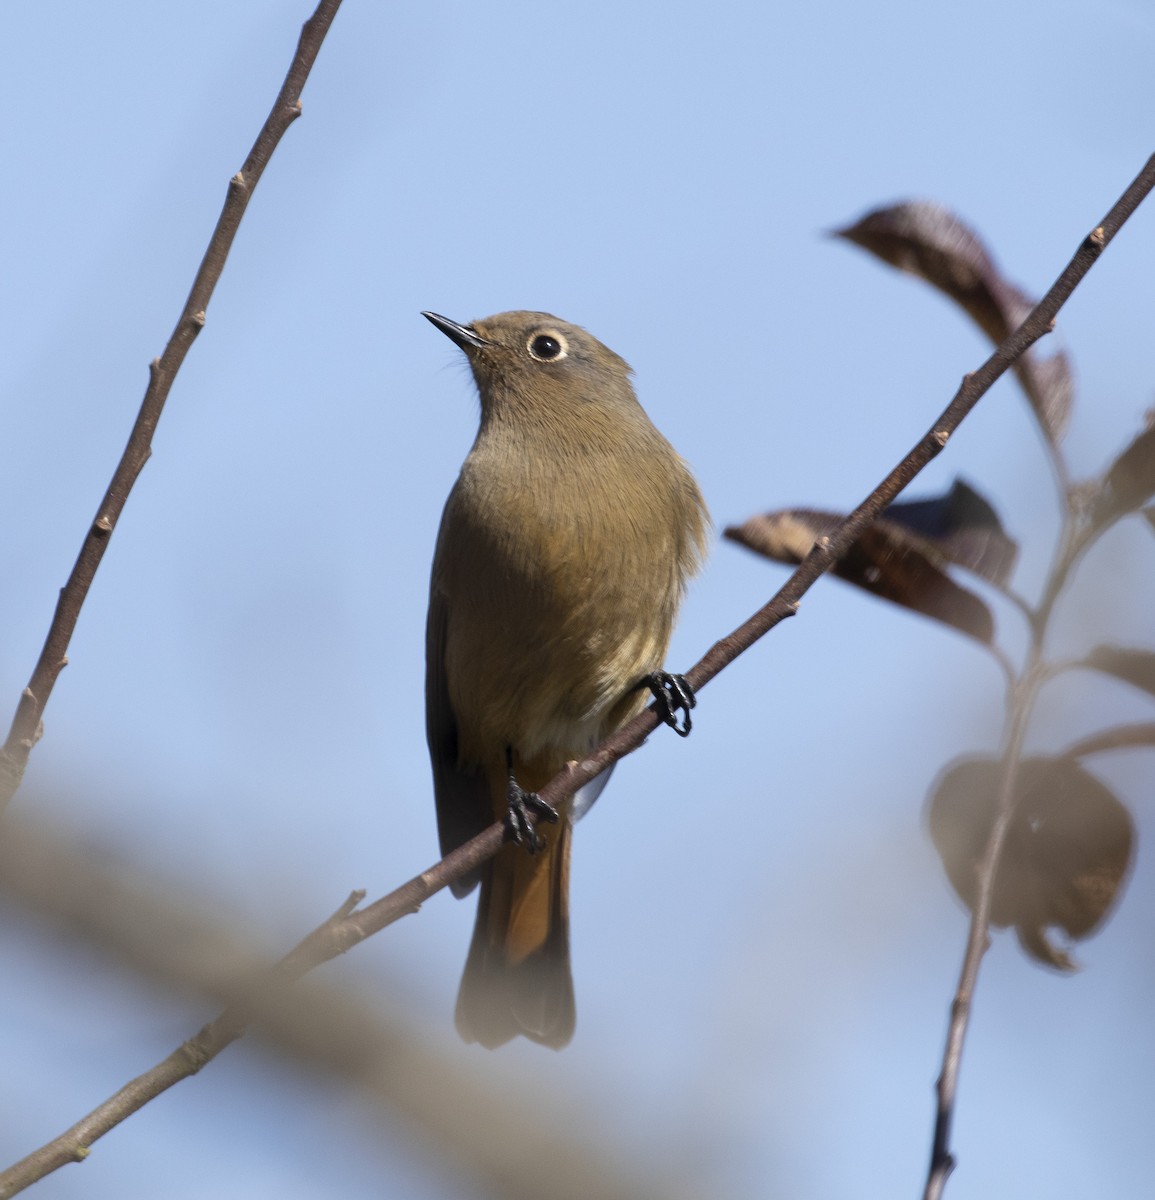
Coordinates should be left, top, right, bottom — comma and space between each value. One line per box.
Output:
422, 311, 489, 350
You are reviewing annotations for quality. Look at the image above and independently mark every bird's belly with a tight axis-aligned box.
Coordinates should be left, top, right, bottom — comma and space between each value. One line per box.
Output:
446, 560, 672, 767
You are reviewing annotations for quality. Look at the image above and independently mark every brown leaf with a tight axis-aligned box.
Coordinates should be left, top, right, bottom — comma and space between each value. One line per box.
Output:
725, 508, 993, 643
883, 478, 1018, 587
723, 479, 1019, 644
927, 756, 1134, 969
834, 200, 1072, 444
1141, 505, 1155, 536
1092, 417, 1155, 527
1084, 645, 1155, 699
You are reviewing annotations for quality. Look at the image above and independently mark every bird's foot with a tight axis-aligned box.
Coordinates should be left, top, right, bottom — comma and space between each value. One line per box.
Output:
504, 778, 559, 852
647, 671, 696, 737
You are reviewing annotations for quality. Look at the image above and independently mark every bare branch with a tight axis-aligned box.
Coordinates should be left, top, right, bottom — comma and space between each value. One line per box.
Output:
538, 153, 1155, 817
925, 673, 1038, 1199
0, 0, 346, 814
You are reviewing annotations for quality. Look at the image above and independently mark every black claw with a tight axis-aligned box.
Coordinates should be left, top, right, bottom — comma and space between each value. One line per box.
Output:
504, 777, 559, 852
647, 671, 697, 737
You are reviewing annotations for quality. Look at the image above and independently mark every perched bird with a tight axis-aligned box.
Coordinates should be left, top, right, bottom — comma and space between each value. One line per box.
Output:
423, 310, 708, 1048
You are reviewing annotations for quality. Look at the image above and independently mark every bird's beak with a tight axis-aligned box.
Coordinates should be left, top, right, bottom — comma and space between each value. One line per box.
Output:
422, 311, 490, 350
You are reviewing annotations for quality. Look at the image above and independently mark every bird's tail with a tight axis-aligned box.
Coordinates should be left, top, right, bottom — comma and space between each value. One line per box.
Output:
455, 813, 575, 1049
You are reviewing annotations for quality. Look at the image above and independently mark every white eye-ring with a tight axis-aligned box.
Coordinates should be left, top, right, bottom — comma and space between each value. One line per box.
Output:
527, 330, 568, 362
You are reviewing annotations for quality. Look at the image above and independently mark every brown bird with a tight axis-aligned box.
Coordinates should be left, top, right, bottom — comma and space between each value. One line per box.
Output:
423, 310, 709, 1048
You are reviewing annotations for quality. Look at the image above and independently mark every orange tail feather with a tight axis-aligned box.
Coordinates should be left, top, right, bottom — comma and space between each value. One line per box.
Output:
455, 816, 574, 1049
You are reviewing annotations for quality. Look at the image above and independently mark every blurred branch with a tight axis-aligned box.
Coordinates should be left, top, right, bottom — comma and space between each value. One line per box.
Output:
0, 818, 692, 1200
5, 152, 1152, 1195
0, 0, 346, 816
1061, 722, 1155, 760
0, 810, 513, 1195
922, 151, 1155, 1200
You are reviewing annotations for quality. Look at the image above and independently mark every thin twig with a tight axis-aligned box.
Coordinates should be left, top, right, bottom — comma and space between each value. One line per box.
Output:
5, 154, 1151, 1197
923, 450, 1089, 1199
0, 0, 346, 815
921, 150, 1155, 1200
924, 666, 1042, 1199
925, 501, 1100, 1197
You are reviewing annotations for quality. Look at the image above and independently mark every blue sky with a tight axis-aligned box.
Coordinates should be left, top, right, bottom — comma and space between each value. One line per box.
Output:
3, 1, 1155, 1197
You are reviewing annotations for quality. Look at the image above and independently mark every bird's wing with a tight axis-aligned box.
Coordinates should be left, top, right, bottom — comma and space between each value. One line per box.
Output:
426, 588, 492, 897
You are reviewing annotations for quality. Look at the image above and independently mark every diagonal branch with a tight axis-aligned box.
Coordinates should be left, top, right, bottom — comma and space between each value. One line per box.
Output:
0, 0, 346, 815
539, 151, 1155, 815
5, 151, 1152, 1197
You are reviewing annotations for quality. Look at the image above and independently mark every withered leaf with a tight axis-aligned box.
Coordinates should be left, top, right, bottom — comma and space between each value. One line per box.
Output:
724, 479, 1018, 645
1092, 418, 1155, 527
725, 508, 993, 643
883, 478, 1018, 587
1083, 644, 1155, 700
927, 756, 1134, 970
834, 200, 1072, 445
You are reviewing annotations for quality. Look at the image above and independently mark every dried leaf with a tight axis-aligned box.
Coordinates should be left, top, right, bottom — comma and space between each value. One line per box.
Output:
883, 478, 1018, 587
724, 479, 1019, 644
835, 200, 1072, 444
928, 756, 1134, 969
1084, 645, 1155, 699
725, 507, 994, 643
1092, 417, 1155, 527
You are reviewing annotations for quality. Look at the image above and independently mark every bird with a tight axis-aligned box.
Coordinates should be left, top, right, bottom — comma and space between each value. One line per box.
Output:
423, 309, 709, 1048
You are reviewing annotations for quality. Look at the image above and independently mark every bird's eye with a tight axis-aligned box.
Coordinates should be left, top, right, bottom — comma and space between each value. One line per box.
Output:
527, 332, 567, 362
